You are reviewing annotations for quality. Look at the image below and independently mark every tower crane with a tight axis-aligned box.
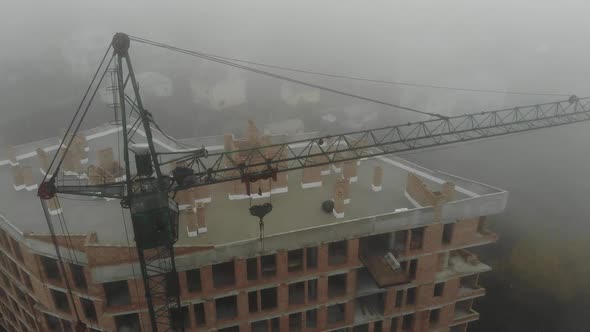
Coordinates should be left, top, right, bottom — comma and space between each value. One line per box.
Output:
37, 33, 590, 332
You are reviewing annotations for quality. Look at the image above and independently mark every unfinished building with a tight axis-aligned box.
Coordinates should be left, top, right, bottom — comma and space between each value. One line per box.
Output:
0, 122, 504, 331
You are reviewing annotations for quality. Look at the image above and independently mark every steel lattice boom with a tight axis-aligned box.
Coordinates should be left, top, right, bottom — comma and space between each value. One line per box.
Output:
54, 95, 590, 198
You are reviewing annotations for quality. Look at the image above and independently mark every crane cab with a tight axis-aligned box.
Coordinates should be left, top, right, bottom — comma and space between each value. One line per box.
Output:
131, 192, 179, 250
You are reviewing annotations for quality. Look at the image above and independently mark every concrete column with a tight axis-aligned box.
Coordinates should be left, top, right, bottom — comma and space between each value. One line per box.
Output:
333, 181, 346, 218
304, 279, 309, 305
278, 283, 289, 311
334, 179, 351, 204
372, 166, 383, 192
395, 316, 403, 331
239, 322, 251, 332
345, 301, 355, 325
178, 269, 188, 298
237, 291, 249, 319
382, 318, 392, 331
204, 300, 216, 328
346, 269, 357, 298
223, 134, 236, 168
415, 254, 438, 284
21, 166, 36, 191
62, 150, 83, 175
443, 278, 460, 303
12, 166, 25, 191
276, 250, 288, 279
384, 288, 396, 315
36, 148, 50, 174
318, 244, 329, 272
223, 134, 235, 152
433, 196, 446, 223
414, 310, 430, 331
235, 259, 248, 288
187, 302, 197, 329
181, 210, 196, 238
423, 224, 443, 252
6, 146, 18, 166
276, 172, 288, 188
192, 186, 212, 204
405, 229, 412, 253
302, 167, 322, 189
247, 120, 259, 145
343, 161, 358, 183
280, 314, 290, 331
200, 265, 214, 295
440, 303, 456, 327
333, 196, 345, 218
99, 315, 117, 332
440, 252, 450, 271
195, 204, 207, 234
442, 181, 455, 202
97, 147, 115, 171
46, 198, 62, 215
176, 190, 192, 209
128, 278, 144, 308
317, 155, 331, 176
347, 238, 359, 266
416, 284, 433, 309
74, 133, 88, 162
317, 306, 327, 330
318, 275, 329, 303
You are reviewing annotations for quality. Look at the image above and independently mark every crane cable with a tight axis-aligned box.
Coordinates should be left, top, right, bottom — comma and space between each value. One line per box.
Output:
128, 36, 569, 98
37, 47, 113, 330
200, 59, 570, 97
127, 35, 445, 120
40, 199, 82, 323
54, 195, 98, 331
41, 46, 113, 186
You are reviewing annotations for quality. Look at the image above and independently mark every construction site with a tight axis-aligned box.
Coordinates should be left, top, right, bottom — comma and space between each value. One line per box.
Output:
0, 32, 589, 332
0, 118, 504, 332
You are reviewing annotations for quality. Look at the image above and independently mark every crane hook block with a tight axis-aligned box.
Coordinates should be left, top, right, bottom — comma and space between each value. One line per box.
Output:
249, 203, 273, 222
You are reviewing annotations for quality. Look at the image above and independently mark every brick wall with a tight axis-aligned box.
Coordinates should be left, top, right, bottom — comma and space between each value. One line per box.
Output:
449, 218, 480, 246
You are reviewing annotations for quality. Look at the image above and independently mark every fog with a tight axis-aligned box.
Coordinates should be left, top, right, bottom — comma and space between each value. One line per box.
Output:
3, 1, 590, 330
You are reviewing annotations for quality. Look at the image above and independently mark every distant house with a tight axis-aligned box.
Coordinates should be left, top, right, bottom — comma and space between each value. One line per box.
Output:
281, 83, 320, 106
264, 118, 305, 135
136, 72, 173, 97
320, 104, 380, 130
191, 73, 247, 110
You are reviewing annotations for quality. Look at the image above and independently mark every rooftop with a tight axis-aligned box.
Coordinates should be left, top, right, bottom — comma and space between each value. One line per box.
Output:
0, 121, 502, 249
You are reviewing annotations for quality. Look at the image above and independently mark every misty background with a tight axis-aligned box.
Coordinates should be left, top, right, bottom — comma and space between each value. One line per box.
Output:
2, 1, 590, 331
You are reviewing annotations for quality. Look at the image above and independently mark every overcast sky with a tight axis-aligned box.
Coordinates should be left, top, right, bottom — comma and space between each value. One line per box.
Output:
2, 0, 590, 142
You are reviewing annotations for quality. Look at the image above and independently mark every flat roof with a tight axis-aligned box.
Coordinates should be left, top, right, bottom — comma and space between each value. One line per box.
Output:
177, 157, 453, 246
0, 122, 489, 247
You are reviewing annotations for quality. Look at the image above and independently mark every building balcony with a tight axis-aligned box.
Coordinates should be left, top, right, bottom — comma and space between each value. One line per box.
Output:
353, 293, 385, 325
457, 285, 485, 299
437, 249, 490, 280
360, 254, 409, 288
476, 227, 498, 243
450, 308, 480, 326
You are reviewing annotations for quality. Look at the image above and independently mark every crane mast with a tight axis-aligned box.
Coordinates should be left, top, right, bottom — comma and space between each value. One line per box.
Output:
111, 33, 183, 332
37, 32, 590, 332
